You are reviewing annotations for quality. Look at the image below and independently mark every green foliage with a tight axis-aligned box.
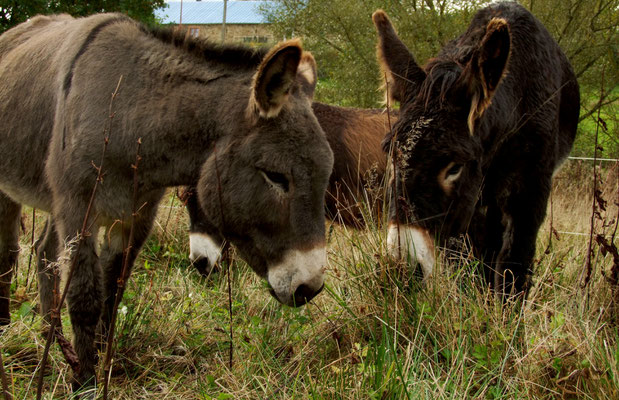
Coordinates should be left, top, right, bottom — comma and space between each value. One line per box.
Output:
17, 301, 33, 319
572, 88, 618, 158
0, 0, 167, 33
521, 0, 618, 95
520, 0, 619, 158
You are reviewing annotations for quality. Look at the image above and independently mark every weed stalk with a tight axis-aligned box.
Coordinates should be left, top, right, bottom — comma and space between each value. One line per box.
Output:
102, 137, 142, 399
36, 75, 123, 400
24, 209, 36, 292
581, 68, 605, 288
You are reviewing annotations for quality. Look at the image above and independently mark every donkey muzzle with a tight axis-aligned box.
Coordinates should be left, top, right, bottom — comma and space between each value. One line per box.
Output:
267, 246, 327, 307
387, 223, 435, 281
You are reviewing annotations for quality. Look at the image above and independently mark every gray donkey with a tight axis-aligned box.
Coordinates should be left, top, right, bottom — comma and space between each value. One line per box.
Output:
0, 14, 333, 387
182, 102, 393, 276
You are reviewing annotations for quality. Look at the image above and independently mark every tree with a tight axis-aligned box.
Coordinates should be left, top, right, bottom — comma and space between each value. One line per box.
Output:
0, 0, 167, 34
521, 0, 618, 156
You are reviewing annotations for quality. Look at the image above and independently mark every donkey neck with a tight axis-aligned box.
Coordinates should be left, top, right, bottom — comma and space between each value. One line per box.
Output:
129, 39, 257, 189
139, 80, 252, 190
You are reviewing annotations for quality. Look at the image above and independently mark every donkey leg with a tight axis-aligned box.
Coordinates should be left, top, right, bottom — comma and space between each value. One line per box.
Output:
470, 202, 506, 288
99, 207, 157, 338
54, 206, 102, 388
183, 186, 226, 275
0, 192, 21, 325
35, 217, 59, 324
494, 177, 552, 298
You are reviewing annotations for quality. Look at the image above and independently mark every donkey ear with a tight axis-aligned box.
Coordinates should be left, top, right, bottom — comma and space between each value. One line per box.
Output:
250, 39, 302, 118
464, 18, 511, 133
296, 52, 318, 100
477, 18, 511, 103
372, 9, 425, 104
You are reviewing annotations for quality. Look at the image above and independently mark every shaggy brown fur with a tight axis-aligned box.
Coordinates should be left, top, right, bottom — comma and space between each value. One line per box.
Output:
374, 2, 579, 296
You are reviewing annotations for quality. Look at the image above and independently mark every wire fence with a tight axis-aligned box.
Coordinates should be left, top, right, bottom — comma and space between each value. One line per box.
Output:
567, 156, 619, 162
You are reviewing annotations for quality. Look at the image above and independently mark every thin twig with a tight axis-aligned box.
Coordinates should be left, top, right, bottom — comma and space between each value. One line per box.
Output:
103, 137, 142, 399
160, 189, 177, 239
612, 162, 619, 318
36, 75, 123, 400
610, 162, 619, 245
24, 209, 36, 292
581, 68, 605, 289
544, 189, 557, 254
48, 262, 77, 370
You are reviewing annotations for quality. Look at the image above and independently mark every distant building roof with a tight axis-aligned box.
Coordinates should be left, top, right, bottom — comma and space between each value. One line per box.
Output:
156, 1, 273, 25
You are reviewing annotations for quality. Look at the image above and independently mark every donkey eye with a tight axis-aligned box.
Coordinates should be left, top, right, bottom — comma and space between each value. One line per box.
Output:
259, 169, 290, 193
446, 163, 463, 177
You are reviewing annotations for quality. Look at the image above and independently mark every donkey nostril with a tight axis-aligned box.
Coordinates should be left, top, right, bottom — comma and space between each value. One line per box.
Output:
293, 283, 323, 307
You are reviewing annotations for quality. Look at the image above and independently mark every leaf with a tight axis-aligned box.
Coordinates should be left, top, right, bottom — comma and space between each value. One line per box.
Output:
18, 302, 33, 318
473, 344, 487, 365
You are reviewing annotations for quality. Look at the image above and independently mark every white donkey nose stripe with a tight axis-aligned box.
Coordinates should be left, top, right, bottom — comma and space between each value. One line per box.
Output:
387, 224, 435, 280
267, 246, 327, 306
189, 233, 223, 266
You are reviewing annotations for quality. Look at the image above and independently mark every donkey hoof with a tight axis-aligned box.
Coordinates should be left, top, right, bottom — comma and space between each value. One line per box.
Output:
72, 370, 97, 398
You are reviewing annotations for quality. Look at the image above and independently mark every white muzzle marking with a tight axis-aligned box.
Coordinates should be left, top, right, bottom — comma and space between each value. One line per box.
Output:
387, 223, 435, 281
267, 246, 327, 306
189, 233, 223, 268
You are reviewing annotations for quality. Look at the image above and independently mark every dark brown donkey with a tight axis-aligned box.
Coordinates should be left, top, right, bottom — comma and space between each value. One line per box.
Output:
0, 14, 333, 386
182, 102, 391, 275
373, 2, 579, 296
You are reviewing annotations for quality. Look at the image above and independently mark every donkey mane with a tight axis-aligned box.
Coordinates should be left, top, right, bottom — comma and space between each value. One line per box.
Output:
418, 59, 463, 109
418, 34, 479, 109
142, 24, 270, 70
388, 58, 466, 151
64, 16, 270, 95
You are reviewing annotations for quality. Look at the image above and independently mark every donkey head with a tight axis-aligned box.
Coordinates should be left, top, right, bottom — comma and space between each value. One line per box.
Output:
197, 41, 333, 307
373, 10, 511, 279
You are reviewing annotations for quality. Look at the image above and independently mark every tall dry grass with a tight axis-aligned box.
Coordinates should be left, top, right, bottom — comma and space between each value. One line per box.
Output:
0, 161, 617, 399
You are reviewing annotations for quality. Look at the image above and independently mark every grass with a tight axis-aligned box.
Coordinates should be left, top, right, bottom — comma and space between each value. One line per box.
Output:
1, 162, 618, 399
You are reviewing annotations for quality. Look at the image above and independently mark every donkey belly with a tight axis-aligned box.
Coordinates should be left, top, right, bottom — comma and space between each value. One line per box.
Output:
0, 182, 52, 212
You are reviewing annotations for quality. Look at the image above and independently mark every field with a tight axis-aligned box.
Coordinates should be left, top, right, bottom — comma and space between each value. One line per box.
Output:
0, 161, 617, 399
